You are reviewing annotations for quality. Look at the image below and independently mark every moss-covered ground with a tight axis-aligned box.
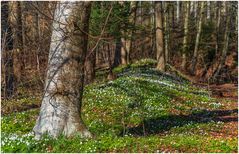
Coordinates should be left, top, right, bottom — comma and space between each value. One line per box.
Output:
1, 59, 238, 152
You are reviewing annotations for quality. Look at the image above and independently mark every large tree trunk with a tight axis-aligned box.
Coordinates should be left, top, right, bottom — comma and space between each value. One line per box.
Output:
2, 1, 15, 98
190, 2, 204, 75
33, 1, 92, 139
155, 1, 165, 71
181, 1, 190, 70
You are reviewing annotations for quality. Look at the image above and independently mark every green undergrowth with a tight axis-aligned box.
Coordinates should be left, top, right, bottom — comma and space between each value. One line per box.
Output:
1, 59, 237, 152
113, 58, 157, 74
1, 96, 41, 115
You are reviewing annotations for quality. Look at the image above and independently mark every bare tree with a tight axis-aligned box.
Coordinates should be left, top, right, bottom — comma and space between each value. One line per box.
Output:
33, 1, 92, 139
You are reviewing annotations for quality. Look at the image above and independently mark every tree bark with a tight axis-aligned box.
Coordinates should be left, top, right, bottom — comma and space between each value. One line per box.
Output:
33, 1, 92, 139
181, 1, 190, 70
155, 1, 165, 71
190, 2, 204, 75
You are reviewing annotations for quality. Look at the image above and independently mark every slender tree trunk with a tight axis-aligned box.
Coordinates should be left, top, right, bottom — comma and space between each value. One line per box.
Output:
84, 51, 96, 84
190, 1, 194, 15
194, 1, 198, 19
213, 2, 217, 20
163, 2, 169, 63
215, 2, 221, 55
32, 2, 41, 77
107, 42, 115, 80
9, 1, 25, 86
207, 1, 210, 20
120, 37, 128, 65
204, 2, 222, 79
33, 1, 92, 139
121, 2, 139, 63
236, 10, 238, 33
213, 3, 230, 79
176, 1, 180, 24
113, 38, 121, 68
190, 2, 204, 75
155, 1, 165, 71
151, 1, 156, 56
171, 2, 175, 28
125, 1, 137, 64
2, 1, 15, 98
181, 2, 190, 70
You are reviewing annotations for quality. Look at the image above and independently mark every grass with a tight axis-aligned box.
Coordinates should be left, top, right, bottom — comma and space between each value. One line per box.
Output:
1, 59, 238, 152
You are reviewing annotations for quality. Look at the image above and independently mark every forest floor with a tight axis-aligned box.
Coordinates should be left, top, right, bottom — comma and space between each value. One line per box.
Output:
1, 59, 238, 153
205, 83, 238, 139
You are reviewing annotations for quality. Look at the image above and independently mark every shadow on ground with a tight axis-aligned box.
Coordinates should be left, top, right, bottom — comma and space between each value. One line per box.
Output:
124, 109, 238, 136
98, 74, 238, 137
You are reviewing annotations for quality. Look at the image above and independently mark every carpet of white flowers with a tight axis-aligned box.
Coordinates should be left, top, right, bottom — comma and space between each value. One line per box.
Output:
1, 59, 237, 152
